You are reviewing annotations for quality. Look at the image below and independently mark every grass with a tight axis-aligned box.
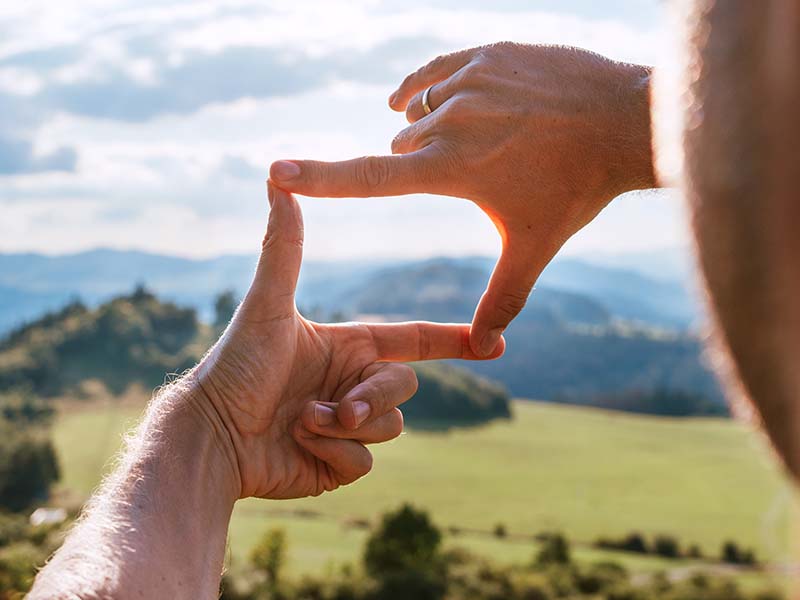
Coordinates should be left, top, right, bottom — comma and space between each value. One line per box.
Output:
51, 398, 798, 590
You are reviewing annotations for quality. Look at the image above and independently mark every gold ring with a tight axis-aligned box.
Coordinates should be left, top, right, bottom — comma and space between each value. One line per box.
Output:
422, 84, 434, 115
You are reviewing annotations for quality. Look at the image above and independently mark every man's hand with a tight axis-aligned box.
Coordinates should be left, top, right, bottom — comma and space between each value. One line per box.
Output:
28, 182, 504, 600
193, 182, 504, 500
269, 42, 656, 356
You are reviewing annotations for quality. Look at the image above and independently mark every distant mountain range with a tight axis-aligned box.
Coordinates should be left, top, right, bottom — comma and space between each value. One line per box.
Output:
0, 248, 702, 334
0, 247, 724, 412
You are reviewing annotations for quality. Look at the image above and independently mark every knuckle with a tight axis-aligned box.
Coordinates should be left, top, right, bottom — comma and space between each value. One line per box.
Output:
461, 61, 489, 83
355, 156, 391, 189
416, 323, 432, 360
497, 289, 530, 319
358, 451, 374, 478
390, 134, 403, 154
388, 409, 405, 438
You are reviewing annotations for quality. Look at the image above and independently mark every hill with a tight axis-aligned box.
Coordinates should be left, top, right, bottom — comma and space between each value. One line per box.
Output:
341, 259, 725, 409
52, 399, 793, 576
0, 290, 510, 425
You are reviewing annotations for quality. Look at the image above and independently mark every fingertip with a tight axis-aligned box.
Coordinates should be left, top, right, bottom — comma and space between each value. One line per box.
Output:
336, 395, 359, 431
270, 160, 301, 185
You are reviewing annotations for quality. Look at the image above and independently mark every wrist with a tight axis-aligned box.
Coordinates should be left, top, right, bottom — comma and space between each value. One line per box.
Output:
601, 64, 657, 199
158, 378, 243, 503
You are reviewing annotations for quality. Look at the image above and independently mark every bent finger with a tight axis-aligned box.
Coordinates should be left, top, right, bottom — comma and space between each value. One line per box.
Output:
293, 425, 373, 488
405, 75, 463, 123
389, 47, 478, 111
470, 249, 542, 358
391, 115, 439, 155
339, 362, 416, 430
301, 402, 405, 442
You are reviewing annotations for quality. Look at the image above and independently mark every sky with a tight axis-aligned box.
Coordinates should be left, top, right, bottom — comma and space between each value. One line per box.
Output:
0, 0, 687, 260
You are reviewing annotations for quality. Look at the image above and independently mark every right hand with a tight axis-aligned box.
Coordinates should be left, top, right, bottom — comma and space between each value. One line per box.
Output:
270, 42, 656, 356
192, 183, 504, 501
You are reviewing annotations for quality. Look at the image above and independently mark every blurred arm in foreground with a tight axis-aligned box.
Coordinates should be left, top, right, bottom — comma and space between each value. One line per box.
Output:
273, 1, 800, 479
28, 183, 503, 600
682, 0, 800, 476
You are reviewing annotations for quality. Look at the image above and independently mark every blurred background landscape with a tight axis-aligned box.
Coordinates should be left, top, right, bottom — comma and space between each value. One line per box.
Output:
1, 1, 797, 599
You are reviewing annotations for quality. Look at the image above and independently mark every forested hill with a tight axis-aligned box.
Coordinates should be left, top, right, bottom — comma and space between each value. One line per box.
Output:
341, 260, 726, 414
0, 289, 511, 425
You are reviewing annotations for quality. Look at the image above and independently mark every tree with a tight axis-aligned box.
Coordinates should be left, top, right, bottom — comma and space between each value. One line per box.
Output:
364, 504, 442, 578
214, 290, 239, 328
535, 532, 570, 566
0, 428, 60, 512
653, 535, 680, 558
364, 504, 445, 600
250, 528, 286, 593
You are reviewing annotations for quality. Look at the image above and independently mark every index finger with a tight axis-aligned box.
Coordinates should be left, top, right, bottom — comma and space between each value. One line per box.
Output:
269, 146, 440, 198
367, 322, 506, 362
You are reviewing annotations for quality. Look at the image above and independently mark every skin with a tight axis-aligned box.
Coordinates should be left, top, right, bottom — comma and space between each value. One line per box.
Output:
682, 0, 800, 477
270, 42, 656, 357
28, 183, 503, 599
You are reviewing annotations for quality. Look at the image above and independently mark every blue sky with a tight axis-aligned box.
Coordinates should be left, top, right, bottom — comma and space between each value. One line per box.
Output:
0, 0, 686, 260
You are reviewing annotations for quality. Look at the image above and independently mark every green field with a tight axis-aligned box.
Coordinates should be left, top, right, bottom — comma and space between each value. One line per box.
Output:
52, 399, 798, 588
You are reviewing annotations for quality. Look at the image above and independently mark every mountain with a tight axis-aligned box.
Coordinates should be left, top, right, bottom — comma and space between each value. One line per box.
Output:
537, 258, 701, 329
339, 259, 724, 408
0, 249, 700, 334
0, 249, 397, 331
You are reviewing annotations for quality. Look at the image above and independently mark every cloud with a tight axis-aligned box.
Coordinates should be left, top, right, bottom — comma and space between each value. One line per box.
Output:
35, 36, 444, 122
0, 134, 77, 175
217, 155, 264, 180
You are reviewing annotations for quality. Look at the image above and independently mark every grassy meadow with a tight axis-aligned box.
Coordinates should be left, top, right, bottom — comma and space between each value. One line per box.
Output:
52, 398, 798, 589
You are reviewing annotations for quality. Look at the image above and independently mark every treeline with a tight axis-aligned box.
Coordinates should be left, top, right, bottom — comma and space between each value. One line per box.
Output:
594, 532, 757, 565
0, 287, 200, 396
219, 504, 782, 600
0, 288, 511, 427
554, 388, 729, 417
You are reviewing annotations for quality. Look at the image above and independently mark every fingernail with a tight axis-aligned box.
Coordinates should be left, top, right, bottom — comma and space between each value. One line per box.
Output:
267, 184, 275, 208
353, 400, 371, 427
388, 92, 397, 107
314, 403, 335, 426
272, 160, 300, 182
479, 328, 504, 357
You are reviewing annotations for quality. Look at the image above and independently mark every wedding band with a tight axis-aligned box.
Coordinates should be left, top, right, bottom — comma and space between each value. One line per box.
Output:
422, 85, 434, 115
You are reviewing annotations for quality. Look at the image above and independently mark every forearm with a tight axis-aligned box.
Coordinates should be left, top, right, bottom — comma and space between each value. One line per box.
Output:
684, 1, 800, 471
29, 381, 240, 600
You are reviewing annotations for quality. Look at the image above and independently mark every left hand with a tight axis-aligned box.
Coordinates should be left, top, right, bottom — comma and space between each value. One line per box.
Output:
192, 182, 505, 500
269, 42, 655, 357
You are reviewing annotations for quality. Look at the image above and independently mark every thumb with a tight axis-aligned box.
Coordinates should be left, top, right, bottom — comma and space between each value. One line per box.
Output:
269, 147, 439, 198
470, 249, 540, 357
241, 182, 304, 318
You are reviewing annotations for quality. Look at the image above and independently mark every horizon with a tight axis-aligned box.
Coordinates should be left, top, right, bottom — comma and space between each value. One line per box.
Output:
0, 0, 686, 261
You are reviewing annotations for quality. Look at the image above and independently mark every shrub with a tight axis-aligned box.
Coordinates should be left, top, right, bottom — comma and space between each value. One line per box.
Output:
721, 541, 757, 565
653, 535, 680, 559
576, 561, 628, 594
595, 532, 648, 554
364, 504, 442, 579
535, 533, 570, 567
0, 428, 60, 512
250, 528, 286, 591
687, 544, 703, 559
493, 523, 507, 539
